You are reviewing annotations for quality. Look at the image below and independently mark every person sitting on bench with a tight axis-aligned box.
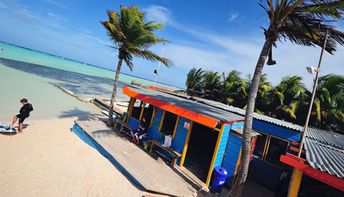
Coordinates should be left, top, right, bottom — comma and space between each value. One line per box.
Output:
130, 117, 148, 144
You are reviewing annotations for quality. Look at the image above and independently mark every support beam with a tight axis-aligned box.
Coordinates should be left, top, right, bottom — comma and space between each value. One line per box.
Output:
205, 124, 225, 187
179, 121, 193, 167
126, 98, 135, 123
172, 116, 180, 139
288, 169, 303, 197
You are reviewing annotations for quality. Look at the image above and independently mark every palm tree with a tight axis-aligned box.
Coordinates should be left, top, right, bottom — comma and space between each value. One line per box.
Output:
203, 71, 222, 100
230, 1, 344, 196
101, 6, 171, 126
254, 74, 274, 115
311, 74, 344, 133
274, 76, 307, 121
186, 68, 205, 96
221, 70, 245, 104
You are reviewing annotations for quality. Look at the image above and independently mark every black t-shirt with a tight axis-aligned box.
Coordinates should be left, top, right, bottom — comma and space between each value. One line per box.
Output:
19, 103, 34, 117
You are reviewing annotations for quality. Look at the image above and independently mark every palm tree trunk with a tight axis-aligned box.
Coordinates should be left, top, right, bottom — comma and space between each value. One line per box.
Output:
229, 39, 272, 197
108, 58, 123, 127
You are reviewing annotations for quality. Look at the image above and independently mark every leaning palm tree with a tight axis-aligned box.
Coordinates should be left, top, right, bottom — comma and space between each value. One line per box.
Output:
101, 6, 171, 126
230, 1, 344, 196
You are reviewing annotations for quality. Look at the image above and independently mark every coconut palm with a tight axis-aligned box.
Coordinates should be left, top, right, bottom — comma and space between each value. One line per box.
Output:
254, 74, 274, 115
311, 74, 344, 133
274, 76, 307, 121
221, 70, 246, 104
203, 71, 222, 100
231, 1, 344, 196
101, 6, 171, 126
186, 68, 205, 96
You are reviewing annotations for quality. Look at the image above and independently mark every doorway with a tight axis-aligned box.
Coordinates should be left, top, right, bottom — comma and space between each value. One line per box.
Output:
184, 122, 218, 182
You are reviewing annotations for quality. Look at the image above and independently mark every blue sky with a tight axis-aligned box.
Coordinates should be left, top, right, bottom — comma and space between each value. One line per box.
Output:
0, 0, 343, 88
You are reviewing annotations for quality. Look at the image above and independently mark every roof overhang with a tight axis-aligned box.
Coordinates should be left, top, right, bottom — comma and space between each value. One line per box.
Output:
123, 86, 221, 128
280, 153, 344, 192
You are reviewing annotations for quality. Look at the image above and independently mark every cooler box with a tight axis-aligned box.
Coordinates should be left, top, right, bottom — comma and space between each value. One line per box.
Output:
210, 167, 228, 193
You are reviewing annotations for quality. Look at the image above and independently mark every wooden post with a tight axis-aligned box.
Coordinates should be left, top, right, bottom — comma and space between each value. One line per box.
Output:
126, 98, 135, 123
288, 168, 303, 197
179, 121, 193, 167
205, 124, 225, 187
139, 102, 146, 121
172, 116, 180, 139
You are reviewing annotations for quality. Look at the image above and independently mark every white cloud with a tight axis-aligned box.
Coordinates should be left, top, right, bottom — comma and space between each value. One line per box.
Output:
145, 5, 344, 88
228, 12, 239, 22
145, 5, 174, 25
41, 0, 73, 12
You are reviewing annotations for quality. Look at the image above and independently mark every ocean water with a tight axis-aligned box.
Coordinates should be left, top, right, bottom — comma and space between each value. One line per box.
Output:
0, 41, 178, 121
0, 41, 179, 91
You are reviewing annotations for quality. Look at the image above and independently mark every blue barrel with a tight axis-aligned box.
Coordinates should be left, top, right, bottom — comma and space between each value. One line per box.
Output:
210, 167, 228, 193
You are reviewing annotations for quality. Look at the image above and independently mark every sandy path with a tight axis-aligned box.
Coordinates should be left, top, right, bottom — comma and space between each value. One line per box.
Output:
0, 117, 145, 197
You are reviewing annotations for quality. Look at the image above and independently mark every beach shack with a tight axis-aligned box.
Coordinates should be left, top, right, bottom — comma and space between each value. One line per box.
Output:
181, 97, 303, 189
122, 85, 250, 187
121, 86, 303, 189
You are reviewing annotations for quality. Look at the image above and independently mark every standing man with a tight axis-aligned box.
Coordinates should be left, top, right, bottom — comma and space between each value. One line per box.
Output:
10, 98, 33, 133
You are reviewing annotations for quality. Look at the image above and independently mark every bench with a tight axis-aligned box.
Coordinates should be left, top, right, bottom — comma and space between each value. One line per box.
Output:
149, 140, 182, 167
113, 119, 133, 138
114, 120, 150, 149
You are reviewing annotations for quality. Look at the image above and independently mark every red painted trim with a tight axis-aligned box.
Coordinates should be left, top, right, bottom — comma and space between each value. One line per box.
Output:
289, 146, 304, 153
280, 155, 344, 191
123, 86, 219, 128
147, 86, 175, 93
286, 153, 306, 163
291, 141, 300, 146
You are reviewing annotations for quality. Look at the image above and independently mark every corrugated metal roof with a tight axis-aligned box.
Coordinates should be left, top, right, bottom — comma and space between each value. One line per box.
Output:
304, 137, 344, 178
307, 127, 344, 149
127, 86, 244, 124
193, 97, 304, 131
230, 127, 260, 137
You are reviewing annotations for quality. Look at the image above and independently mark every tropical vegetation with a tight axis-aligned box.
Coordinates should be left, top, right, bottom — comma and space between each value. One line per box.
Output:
225, 0, 344, 195
101, 5, 171, 126
185, 68, 344, 134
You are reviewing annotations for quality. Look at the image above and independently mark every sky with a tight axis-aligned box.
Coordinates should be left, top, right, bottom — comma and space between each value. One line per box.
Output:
0, 0, 343, 89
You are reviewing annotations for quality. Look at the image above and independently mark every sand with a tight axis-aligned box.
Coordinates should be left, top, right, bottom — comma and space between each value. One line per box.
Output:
0, 117, 145, 197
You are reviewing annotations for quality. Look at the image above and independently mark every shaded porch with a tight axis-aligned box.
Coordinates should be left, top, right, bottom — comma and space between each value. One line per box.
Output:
72, 118, 197, 197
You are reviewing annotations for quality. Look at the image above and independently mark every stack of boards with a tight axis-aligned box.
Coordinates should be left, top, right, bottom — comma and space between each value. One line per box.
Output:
0, 122, 17, 133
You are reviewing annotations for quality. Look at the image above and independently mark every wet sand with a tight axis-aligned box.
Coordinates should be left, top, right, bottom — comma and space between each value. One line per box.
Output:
0, 117, 145, 197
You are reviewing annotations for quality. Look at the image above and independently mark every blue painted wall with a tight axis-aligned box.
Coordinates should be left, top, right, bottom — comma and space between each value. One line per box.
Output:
213, 124, 231, 168
222, 133, 242, 187
171, 117, 189, 154
252, 119, 301, 142
128, 117, 140, 129
149, 108, 164, 142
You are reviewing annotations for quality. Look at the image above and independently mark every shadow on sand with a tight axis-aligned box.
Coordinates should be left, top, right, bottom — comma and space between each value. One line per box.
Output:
0, 58, 126, 97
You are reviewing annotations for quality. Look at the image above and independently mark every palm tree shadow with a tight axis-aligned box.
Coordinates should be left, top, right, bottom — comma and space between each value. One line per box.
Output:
59, 108, 93, 118
0, 58, 128, 99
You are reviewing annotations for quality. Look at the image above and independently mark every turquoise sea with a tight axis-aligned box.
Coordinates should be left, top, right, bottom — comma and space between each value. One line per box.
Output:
0, 41, 179, 121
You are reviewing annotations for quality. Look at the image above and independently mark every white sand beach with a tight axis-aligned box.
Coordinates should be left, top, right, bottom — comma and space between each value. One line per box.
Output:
0, 117, 144, 197
0, 63, 152, 197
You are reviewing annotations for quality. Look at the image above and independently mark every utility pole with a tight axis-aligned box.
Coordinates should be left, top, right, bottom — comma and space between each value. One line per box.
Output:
152, 43, 166, 90
298, 30, 329, 157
